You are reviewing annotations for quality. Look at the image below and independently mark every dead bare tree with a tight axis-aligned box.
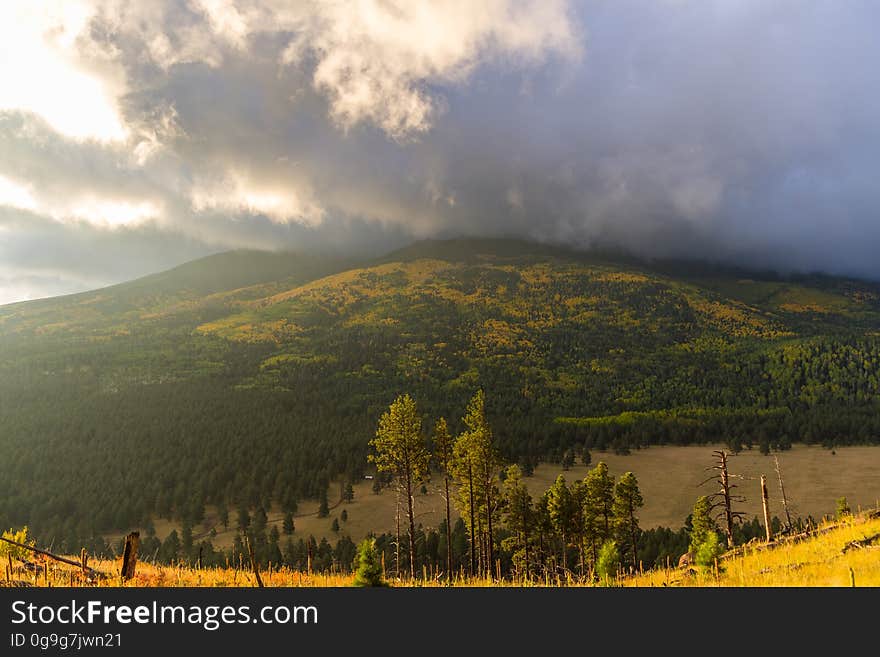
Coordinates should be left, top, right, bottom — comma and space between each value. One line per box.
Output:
700, 450, 747, 548
760, 475, 772, 543
774, 455, 793, 531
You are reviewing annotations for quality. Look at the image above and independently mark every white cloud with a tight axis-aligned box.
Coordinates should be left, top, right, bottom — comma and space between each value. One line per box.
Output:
81, 1, 582, 140
291, 0, 582, 139
67, 198, 161, 227
0, 1, 127, 142
0, 170, 159, 228
0, 175, 37, 211
190, 172, 325, 226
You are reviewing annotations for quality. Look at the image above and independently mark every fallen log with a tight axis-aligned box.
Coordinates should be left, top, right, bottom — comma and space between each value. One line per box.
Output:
0, 536, 107, 580
842, 532, 880, 553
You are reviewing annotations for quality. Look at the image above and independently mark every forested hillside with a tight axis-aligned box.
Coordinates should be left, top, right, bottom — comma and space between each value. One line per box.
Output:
2, 238, 880, 550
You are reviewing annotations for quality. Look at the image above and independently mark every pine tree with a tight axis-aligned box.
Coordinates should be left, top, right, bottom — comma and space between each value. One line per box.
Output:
237, 505, 250, 532
612, 472, 643, 568
181, 522, 194, 563
283, 512, 295, 535
596, 540, 620, 586
452, 390, 501, 578
569, 478, 588, 575
331, 518, 340, 533
266, 525, 283, 567
317, 489, 329, 518
369, 394, 429, 579
581, 448, 592, 466
161, 529, 181, 564
217, 503, 229, 530
341, 509, 348, 522
547, 474, 574, 572
689, 495, 716, 554
252, 506, 268, 536
353, 538, 386, 587
501, 464, 533, 579
583, 462, 615, 565
343, 483, 355, 503
433, 416, 455, 580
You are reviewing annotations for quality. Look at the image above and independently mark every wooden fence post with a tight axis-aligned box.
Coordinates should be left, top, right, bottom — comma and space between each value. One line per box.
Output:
121, 532, 140, 581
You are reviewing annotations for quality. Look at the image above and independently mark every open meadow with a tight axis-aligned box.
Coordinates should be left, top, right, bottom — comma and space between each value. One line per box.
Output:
125, 444, 880, 550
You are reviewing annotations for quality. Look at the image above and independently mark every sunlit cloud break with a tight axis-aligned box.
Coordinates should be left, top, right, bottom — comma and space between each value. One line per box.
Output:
0, 1, 127, 142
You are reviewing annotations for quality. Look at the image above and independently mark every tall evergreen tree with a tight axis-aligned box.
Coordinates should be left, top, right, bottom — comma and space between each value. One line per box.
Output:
501, 464, 533, 579
217, 503, 229, 530
181, 522, 194, 563
583, 462, 615, 565
432, 416, 455, 580
369, 394, 429, 579
237, 504, 250, 532
317, 489, 329, 518
452, 390, 501, 578
546, 474, 574, 573
612, 472, 643, 568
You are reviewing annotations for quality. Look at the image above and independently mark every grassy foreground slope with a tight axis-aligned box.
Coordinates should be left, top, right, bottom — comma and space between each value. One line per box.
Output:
627, 512, 880, 587
2, 239, 880, 548
8, 512, 878, 588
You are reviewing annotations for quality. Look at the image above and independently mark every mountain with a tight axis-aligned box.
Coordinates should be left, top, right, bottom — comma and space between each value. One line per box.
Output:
2, 238, 880, 548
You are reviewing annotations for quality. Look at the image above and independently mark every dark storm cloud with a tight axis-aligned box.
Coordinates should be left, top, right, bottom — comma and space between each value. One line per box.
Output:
1, 1, 879, 303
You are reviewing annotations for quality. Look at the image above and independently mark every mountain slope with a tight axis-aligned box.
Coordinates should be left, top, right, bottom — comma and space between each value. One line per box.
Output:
0, 249, 355, 339
1, 238, 879, 549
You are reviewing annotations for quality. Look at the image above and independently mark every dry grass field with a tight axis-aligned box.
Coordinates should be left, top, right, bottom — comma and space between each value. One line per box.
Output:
145, 444, 880, 550
9, 513, 879, 588
625, 512, 880, 587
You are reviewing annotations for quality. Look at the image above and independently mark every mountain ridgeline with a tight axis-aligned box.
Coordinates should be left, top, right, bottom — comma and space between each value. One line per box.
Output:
2, 238, 880, 548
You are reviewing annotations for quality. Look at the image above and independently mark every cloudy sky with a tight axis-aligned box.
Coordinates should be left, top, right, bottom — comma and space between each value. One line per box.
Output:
1, 1, 879, 304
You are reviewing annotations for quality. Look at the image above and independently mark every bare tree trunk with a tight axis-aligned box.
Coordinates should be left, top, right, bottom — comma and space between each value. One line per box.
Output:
405, 471, 417, 580
485, 474, 494, 579
629, 515, 638, 568
720, 451, 735, 548
522, 500, 530, 581
560, 529, 567, 573
245, 535, 264, 588
467, 460, 476, 576
395, 485, 401, 579
774, 456, 793, 530
444, 473, 452, 579
578, 532, 585, 578
761, 475, 772, 542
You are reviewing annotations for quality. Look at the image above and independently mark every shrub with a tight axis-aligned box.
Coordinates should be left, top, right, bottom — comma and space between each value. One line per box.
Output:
353, 539, 386, 587
694, 530, 725, 568
596, 540, 620, 586
0, 526, 35, 562
836, 497, 851, 520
